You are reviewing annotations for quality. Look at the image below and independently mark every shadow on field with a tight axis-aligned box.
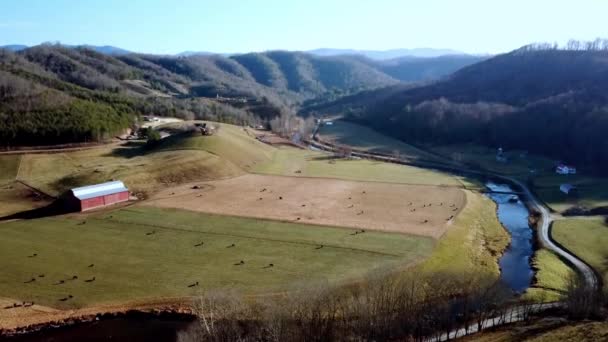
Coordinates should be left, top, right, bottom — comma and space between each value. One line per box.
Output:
309, 155, 345, 162
0, 200, 70, 221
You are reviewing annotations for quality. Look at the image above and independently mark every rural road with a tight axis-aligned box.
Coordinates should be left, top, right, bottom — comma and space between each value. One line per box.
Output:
427, 302, 560, 341
507, 177, 599, 291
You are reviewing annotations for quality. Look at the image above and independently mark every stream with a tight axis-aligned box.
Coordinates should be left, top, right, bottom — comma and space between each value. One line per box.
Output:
486, 182, 534, 293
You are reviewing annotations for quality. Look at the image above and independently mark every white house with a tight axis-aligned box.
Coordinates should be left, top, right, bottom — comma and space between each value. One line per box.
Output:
560, 184, 576, 195
556, 164, 577, 175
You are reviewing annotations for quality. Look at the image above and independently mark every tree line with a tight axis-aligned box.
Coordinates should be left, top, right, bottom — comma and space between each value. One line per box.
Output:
178, 271, 605, 342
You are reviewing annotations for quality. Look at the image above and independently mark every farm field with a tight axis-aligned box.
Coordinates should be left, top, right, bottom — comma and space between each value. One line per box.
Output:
532, 174, 608, 213
145, 174, 466, 238
552, 218, 608, 289
527, 249, 574, 302
0, 121, 512, 323
316, 120, 445, 163
0, 206, 433, 309
253, 146, 480, 189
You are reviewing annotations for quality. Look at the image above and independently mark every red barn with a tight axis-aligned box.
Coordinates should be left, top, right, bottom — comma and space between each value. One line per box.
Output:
68, 181, 129, 212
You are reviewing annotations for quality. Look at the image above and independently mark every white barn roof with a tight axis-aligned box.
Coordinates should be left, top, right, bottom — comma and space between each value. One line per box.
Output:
71, 181, 128, 200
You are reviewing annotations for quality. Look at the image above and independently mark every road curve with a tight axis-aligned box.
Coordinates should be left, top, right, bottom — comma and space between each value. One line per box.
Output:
507, 177, 598, 291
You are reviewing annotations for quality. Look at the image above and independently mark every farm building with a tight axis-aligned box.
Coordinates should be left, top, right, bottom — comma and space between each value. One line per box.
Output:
67, 181, 129, 212
556, 164, 577, 175
560, 183, 577, 195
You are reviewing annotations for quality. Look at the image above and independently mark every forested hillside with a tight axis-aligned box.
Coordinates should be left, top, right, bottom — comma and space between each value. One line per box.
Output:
0, 45, 403, 146
312, 45, 608, 172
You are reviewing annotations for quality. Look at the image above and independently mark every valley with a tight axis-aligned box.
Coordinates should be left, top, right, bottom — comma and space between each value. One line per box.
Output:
2, 27, 608, 340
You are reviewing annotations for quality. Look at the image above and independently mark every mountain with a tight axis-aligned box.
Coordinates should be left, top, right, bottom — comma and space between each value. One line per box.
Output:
79, 45, 131, 55
308, 48, 466, 60
177, 51, 221, 57
0, 46, 399, 146
362, 55, 486, 82
0, 44, 28, 52
0, 44, 131, 55
312, 47, 608, 172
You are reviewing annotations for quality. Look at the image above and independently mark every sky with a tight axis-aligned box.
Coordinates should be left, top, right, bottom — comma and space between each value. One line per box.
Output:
1, 0, 607, 55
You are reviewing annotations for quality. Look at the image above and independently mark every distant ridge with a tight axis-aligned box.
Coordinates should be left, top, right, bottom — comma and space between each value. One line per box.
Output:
0, 44, 28, 52
307, 48, 467, 60
1, 44, 131, 55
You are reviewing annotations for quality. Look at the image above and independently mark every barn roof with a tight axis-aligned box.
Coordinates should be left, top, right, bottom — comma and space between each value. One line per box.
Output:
71, 181, 128, 200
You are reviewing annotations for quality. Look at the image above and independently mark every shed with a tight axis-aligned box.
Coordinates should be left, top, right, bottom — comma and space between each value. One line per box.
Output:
68, 181, 129, 212
560, 183, 577, 195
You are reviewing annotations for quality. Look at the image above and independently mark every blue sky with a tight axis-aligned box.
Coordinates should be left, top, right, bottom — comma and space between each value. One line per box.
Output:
1, 0, 606, 54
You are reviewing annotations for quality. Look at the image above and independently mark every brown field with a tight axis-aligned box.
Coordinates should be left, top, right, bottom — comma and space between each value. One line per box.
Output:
144, 174, 466, 238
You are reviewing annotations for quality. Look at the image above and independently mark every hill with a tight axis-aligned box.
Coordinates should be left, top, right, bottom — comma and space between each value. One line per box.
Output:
307, 47, 467, 59
0, 45, 400, 146
313, 46, 608, 172
369, 55, 485, 82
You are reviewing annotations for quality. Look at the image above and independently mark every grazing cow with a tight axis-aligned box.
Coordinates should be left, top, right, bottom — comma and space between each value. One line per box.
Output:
146, 231, 156, 236
28, 253, 37, 258
348, 204, 354, 208
315, 245, 324, 250
88, 264, 95, 268
301, 204, 306, 207
85, 277, 96, 283
38, 274, 44, 278
24, 278, 36, 284
227, 243, 235, 248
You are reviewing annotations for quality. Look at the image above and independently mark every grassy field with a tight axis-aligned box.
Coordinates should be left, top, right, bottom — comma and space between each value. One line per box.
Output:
532, 174, 608, 213
552, 218, 608, 289
254, 146, 481, 189
0, 206, 433, 309
526, 249, 574, 302
417, 190, 509, 278
431, 143, 556, 177
14, 124, 274, 198
317, 120, 444, 163
465, 319, 608, 342
431, 144, 608, 212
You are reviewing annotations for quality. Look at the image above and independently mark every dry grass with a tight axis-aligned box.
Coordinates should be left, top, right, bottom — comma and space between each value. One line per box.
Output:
464, 319, 608, 342
145, 174, 466, 238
